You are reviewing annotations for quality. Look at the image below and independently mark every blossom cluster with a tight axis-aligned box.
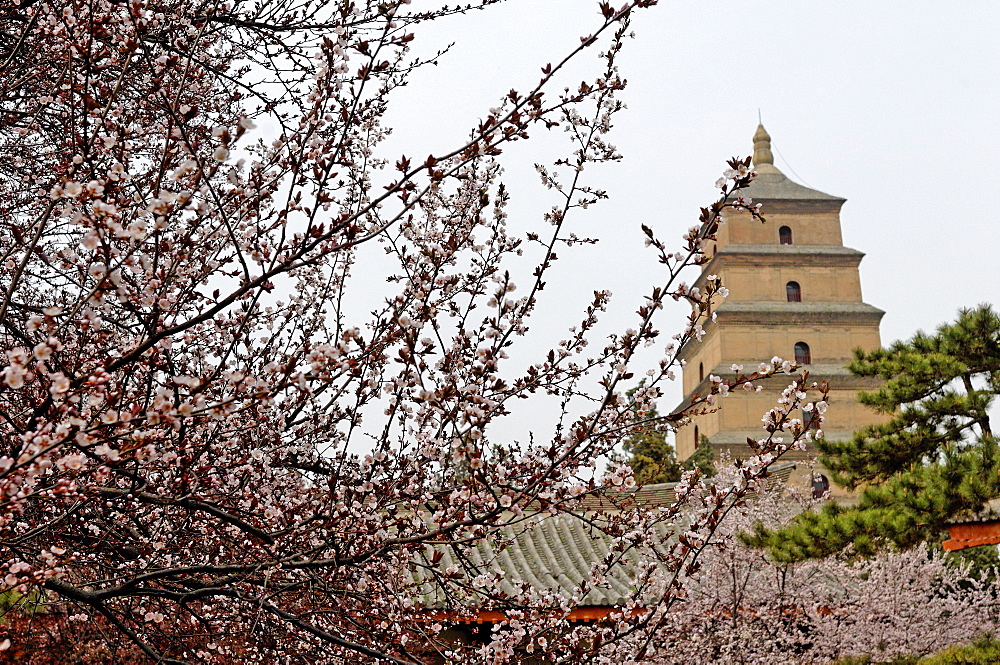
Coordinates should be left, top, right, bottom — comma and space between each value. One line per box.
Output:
643, 477, 998, 664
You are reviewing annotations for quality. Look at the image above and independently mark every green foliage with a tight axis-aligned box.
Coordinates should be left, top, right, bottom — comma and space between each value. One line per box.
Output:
828, 655, 919, 665
0, 587, 49, 620
945, 543, 1000, 584
683, 434, 716, 478
917, 635, 1000, 664
623, 387, 717, 484
622, 391, 683, 484
828, 636, 1000, 665
745, 305, 1000, 562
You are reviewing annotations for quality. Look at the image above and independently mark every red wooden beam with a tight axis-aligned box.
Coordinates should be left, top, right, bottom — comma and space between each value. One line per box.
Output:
425, 606, 637, 624
943, 520, 1000, 552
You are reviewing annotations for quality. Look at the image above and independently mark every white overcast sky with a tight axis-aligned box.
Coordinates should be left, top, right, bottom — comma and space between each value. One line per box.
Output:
372, 0, 1000, 440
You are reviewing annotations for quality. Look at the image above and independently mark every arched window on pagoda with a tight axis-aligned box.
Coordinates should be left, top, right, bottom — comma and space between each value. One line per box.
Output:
786, 281, 802, 302
779, 226, 793, 245
694, 425, 699, 449
811, 473, 830, 499
699, 362, 704, 382
794, 341, 811, 365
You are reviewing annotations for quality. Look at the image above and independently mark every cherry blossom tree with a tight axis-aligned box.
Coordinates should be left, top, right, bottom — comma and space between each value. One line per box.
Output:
0, 1, 831, 662
645, 473, 999, 664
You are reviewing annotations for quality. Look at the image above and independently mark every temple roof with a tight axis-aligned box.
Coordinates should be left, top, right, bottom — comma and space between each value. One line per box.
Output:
408, 463, 798, 608
747, 124, 844, 202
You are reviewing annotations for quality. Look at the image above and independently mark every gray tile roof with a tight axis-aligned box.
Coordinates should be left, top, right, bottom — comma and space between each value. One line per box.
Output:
746, 163, 844, 201
945, 497, 1000, 526
407, 463, 797, 609
409, 513, 663, 607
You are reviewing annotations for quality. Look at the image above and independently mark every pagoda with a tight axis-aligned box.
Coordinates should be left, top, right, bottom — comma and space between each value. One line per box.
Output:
675, 125, 885, 494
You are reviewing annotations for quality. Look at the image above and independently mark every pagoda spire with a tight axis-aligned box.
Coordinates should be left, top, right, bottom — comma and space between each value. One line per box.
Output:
753, 124, 774, 167
745, 125, 840, 200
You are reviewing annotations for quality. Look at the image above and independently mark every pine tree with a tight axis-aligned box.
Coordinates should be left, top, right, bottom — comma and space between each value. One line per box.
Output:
744, 305, 1000, 561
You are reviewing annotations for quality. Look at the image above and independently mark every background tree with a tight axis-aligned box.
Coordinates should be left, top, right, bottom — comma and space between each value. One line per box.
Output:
621, 385, 682, 483
0, 0, 828, 662
685, 433, 716, 478
746, 305, 1000, 561
647, 474, 998, 665
622, 396, 714, 483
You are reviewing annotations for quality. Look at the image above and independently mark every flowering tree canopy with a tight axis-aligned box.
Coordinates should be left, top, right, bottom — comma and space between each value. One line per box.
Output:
0, 1, 832, 662
650, 476, 998, 664
747, 304, 1000, 562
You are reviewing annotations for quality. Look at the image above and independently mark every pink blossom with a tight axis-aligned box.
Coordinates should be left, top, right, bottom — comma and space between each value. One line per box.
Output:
56, 454, 86, 471
1, 364, 26, 389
